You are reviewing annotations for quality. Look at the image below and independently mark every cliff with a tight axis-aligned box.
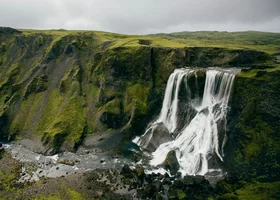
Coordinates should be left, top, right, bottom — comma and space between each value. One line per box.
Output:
1, 27, 278, 154
0, 27, 280, 199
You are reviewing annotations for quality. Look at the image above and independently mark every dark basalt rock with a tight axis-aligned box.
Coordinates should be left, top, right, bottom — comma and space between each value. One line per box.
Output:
123, 142, 142, 162
140, 122, 172, 152
182, 175, 195, 186
0, 146, 4, 159
118, 163, 218, 199
193, 175, 206, 185
122, 164, 131, 174
163, 150, 180, 175
100, 112, 125, 129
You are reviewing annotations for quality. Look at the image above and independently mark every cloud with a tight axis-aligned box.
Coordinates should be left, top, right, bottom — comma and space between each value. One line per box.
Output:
0, 0, 279, 34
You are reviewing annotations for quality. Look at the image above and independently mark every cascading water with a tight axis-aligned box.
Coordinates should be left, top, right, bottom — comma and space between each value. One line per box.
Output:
133, 67, 240, 177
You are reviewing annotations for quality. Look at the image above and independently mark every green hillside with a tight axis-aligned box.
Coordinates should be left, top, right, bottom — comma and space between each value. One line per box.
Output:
0, 26, 280, 200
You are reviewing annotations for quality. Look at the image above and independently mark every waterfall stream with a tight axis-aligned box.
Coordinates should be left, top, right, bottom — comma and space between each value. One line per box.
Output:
133, 68, 240, 177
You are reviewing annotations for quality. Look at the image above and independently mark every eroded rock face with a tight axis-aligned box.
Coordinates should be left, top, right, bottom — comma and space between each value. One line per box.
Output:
0, 27, 278, 159
141, 122, 173, 152
225, 71, 280, 181
163, 150, 180, 175
100, 112, 125, 129
123, 142, 142, 162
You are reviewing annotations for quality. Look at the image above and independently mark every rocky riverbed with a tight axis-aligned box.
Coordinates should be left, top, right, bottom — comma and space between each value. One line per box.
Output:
0, 140, 218, 199
1, 141, 280, 200
1, 140, 131, 182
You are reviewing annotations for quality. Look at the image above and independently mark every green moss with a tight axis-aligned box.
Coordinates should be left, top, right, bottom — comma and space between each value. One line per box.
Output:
9, 84, 87, 151
1, 27, 279, 156
60, 184, 84, 200
227, 71, 280, 181
64, 187, 83, 200
34, 195, 62, 200
217, 193, 238, 200
32, 183, 84, 200
100, 98, 121, 114
0, 158, 21, 191
236, 182, 280, 200
125, 83, 149, 115
177, 190, 187, 200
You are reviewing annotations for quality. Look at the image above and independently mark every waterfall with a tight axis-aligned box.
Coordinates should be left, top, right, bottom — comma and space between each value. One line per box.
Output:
133, 68, 240, 176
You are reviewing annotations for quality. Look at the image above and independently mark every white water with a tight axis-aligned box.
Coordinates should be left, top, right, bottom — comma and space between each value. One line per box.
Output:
134, 68, 239, 176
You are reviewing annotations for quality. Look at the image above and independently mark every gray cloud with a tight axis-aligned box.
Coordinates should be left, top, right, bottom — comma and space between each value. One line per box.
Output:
0, 0, 279, 34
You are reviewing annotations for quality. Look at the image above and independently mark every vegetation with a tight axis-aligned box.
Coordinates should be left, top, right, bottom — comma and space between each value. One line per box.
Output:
0, 27, 279, 199
153, 31, 280, 54
0, 27, 279, 153
225, 70, 280, 182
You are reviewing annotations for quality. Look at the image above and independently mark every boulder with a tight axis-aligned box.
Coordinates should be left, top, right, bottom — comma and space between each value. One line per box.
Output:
162, 150, 180, 175
123, 142, 142, 162
193, 175, 206, 185
136, 167, 145, 185
122, 164, 131, 174
182, 175, 195, 186
0, 142, 4, 157
142, 122, 172, 152
57, 158, 77, 166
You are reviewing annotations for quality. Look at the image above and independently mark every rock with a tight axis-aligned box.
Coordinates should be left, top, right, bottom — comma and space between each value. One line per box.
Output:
0, 146, 5, 155
193, 175, 206, 185
100, 158, 105, 163
57, 158, 76, 166
122, 164, 131, 174
163, 177, 172, 185
162, 150, 180, 175
140, 122, 172, 152
175, 172, 182, 179
168, 188, 187, 200
153, 181, 162, 190
136, 167, 145, 185
182, 175, 195, 186
100, 112, 125, 129
173, 179, 184, 189
123, 142, 142, 162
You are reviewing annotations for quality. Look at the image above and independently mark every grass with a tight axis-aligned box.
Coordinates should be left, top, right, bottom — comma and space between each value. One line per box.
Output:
17, 29, 280, 54
34, 184, 84, 200
238, 64, 280, 78
12, 28, 280, 78
154, 31, 280, 54
236, 182, 280, 200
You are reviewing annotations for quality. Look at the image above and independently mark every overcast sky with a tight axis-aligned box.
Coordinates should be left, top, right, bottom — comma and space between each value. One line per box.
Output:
0, 0, 279, 34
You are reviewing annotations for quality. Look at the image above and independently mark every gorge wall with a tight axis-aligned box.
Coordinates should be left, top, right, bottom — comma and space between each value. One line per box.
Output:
0, 27, 279, 183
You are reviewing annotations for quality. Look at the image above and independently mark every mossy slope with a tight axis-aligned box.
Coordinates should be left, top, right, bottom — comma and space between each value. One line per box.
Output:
225, 70, 280, 183
0, 27, 279, 156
